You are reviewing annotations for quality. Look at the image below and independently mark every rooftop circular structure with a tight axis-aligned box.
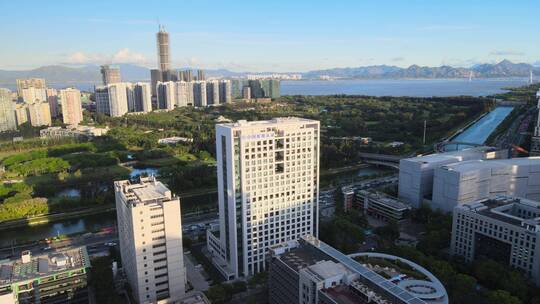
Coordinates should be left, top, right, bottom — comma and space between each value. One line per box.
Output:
348, 252, 449, 304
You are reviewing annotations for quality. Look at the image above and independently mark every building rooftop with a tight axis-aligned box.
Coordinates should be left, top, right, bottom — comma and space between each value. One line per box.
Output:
218, 117, 319, 129
115, 176, 173, 204
401, 146, 495, 166
0, 247, 90, 286
440, 157, 540, 173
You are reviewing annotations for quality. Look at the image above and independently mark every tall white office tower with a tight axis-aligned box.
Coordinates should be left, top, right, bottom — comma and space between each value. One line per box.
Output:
133, 82, 153, 112
531, 90, 540, 156
156, 81, 176, 110
219, 80, 232, 104
206, 81, 220, 105
115, 177, 186, 304
0, 89, 16, 132
193, 81, 207, 107
59, 88, 83, 125
108, 83, 133, 117
206, 118, 320, 279
175, 81, 194, 107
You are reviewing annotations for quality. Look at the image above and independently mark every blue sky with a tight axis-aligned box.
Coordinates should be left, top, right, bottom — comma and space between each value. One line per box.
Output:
1, 0, 539, 72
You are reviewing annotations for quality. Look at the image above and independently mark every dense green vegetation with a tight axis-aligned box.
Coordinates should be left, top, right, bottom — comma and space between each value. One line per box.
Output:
90, 256, 127, 304
494, 83, 540, 104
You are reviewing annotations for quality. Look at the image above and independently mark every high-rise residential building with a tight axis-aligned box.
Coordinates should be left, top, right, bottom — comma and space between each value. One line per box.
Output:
16, 78, 46, 96
176, 81, 194, 107
260, 79, 281, 99
452, 196, 540, 285
193, 81, 207, 107
59, 88, 83, 125
157, 25, 170, 72
46, 88, 59, 118
133, 82, 153, 112
150, 69, 163, 97
95, 86, 110, 116
196, 69, 205, 81
0, 247, 91, 304
20, 86, 47, 104
27, 101, 52, 126
206, 118, 320, 279
156, 81, 176, 110
231, 79, 249, 99
14, 103, 28, 126
242, 86, 251, 100
108, 83, 133, 117
0, 89, 16, 132
178, 70, 193, 82
115, 176, 186, 303
269, 235, 448, 304
398, 147, 508, 209
432, 157, 540, 212
219, 80, 232, 104
100, 65, 121, 85
206, 80, 220, 105
531, 90, 540, 156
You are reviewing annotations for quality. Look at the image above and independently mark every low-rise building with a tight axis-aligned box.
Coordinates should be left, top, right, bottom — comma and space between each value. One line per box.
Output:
157, 137, 194, 145
0, 247, 91, 304
451, 196, 540, 285
269, 235, 447, 304
40, 125, 109, 139
341, 186, 355, 212
357, 190, 411, 221
432, 157, 540, 212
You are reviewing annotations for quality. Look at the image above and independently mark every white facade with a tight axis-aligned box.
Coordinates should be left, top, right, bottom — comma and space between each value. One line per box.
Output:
219, 80, 232, 104
175, 81, 194, 107
398, 147, 507, 208
108, 83, 132, 117
432, 157, 540, 212
59, 88, 83, 125
452, 196, 540, 285
156, 81, 176, 110
207, 118, 320, 278
0, 89, 16, 132
115, 177, 186, 304
193, 81, 207, 107
27, 102, 51, 126
21, 87, 46, 104
133, 82, 153, 113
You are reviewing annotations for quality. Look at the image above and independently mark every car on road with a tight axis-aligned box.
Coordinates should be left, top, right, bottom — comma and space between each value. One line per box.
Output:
104, 242, 117, 247
41, 246, 52, 251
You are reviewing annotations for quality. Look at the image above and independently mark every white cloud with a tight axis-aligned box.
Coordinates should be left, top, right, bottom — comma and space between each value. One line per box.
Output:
64, 49, 150, 65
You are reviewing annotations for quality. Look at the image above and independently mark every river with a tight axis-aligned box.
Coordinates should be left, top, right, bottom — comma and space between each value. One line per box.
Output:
444, 106, 514, 151
0, 165, 389, 246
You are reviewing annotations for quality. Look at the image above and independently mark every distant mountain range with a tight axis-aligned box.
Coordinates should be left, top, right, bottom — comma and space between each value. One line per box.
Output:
0, 60, 538, 85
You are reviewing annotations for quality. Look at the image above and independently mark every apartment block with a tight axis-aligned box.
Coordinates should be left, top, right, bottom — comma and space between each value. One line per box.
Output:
115, 177, 186, 304
531, 90, 540, 156
0, 89, 16, 132
432, 157, 540, 212
207, 118, 320, 279
27, 102, 51, 126
452, 196, 540, 285
59, 88, 83, 125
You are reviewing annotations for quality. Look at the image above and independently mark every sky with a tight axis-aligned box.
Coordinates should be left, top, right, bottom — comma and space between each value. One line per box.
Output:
1, 0, 539, 72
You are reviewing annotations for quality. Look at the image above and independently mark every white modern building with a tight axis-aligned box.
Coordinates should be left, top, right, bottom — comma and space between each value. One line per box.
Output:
0, 89, 16, 132
206, 118, 320, 279
115, 177, 186, 304
452, 196, 540, 285
531, 90, 540, 156
432, 157, 540, 212
20, 86, 46, 104
108, 83, 133, 117
398, 147, 507, 208
133, 82, 153, 113
193, 81, 207, 107
176, 81, 194, 107
27, 101, 51, 126
59, 88, 83, 125
156, 81, 176, 110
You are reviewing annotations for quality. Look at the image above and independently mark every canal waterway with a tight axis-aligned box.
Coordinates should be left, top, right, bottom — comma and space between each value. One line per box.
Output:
445, 106, 514, 151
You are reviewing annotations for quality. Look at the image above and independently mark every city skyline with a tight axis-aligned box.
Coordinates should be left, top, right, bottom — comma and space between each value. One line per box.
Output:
1, 0, 539, 72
